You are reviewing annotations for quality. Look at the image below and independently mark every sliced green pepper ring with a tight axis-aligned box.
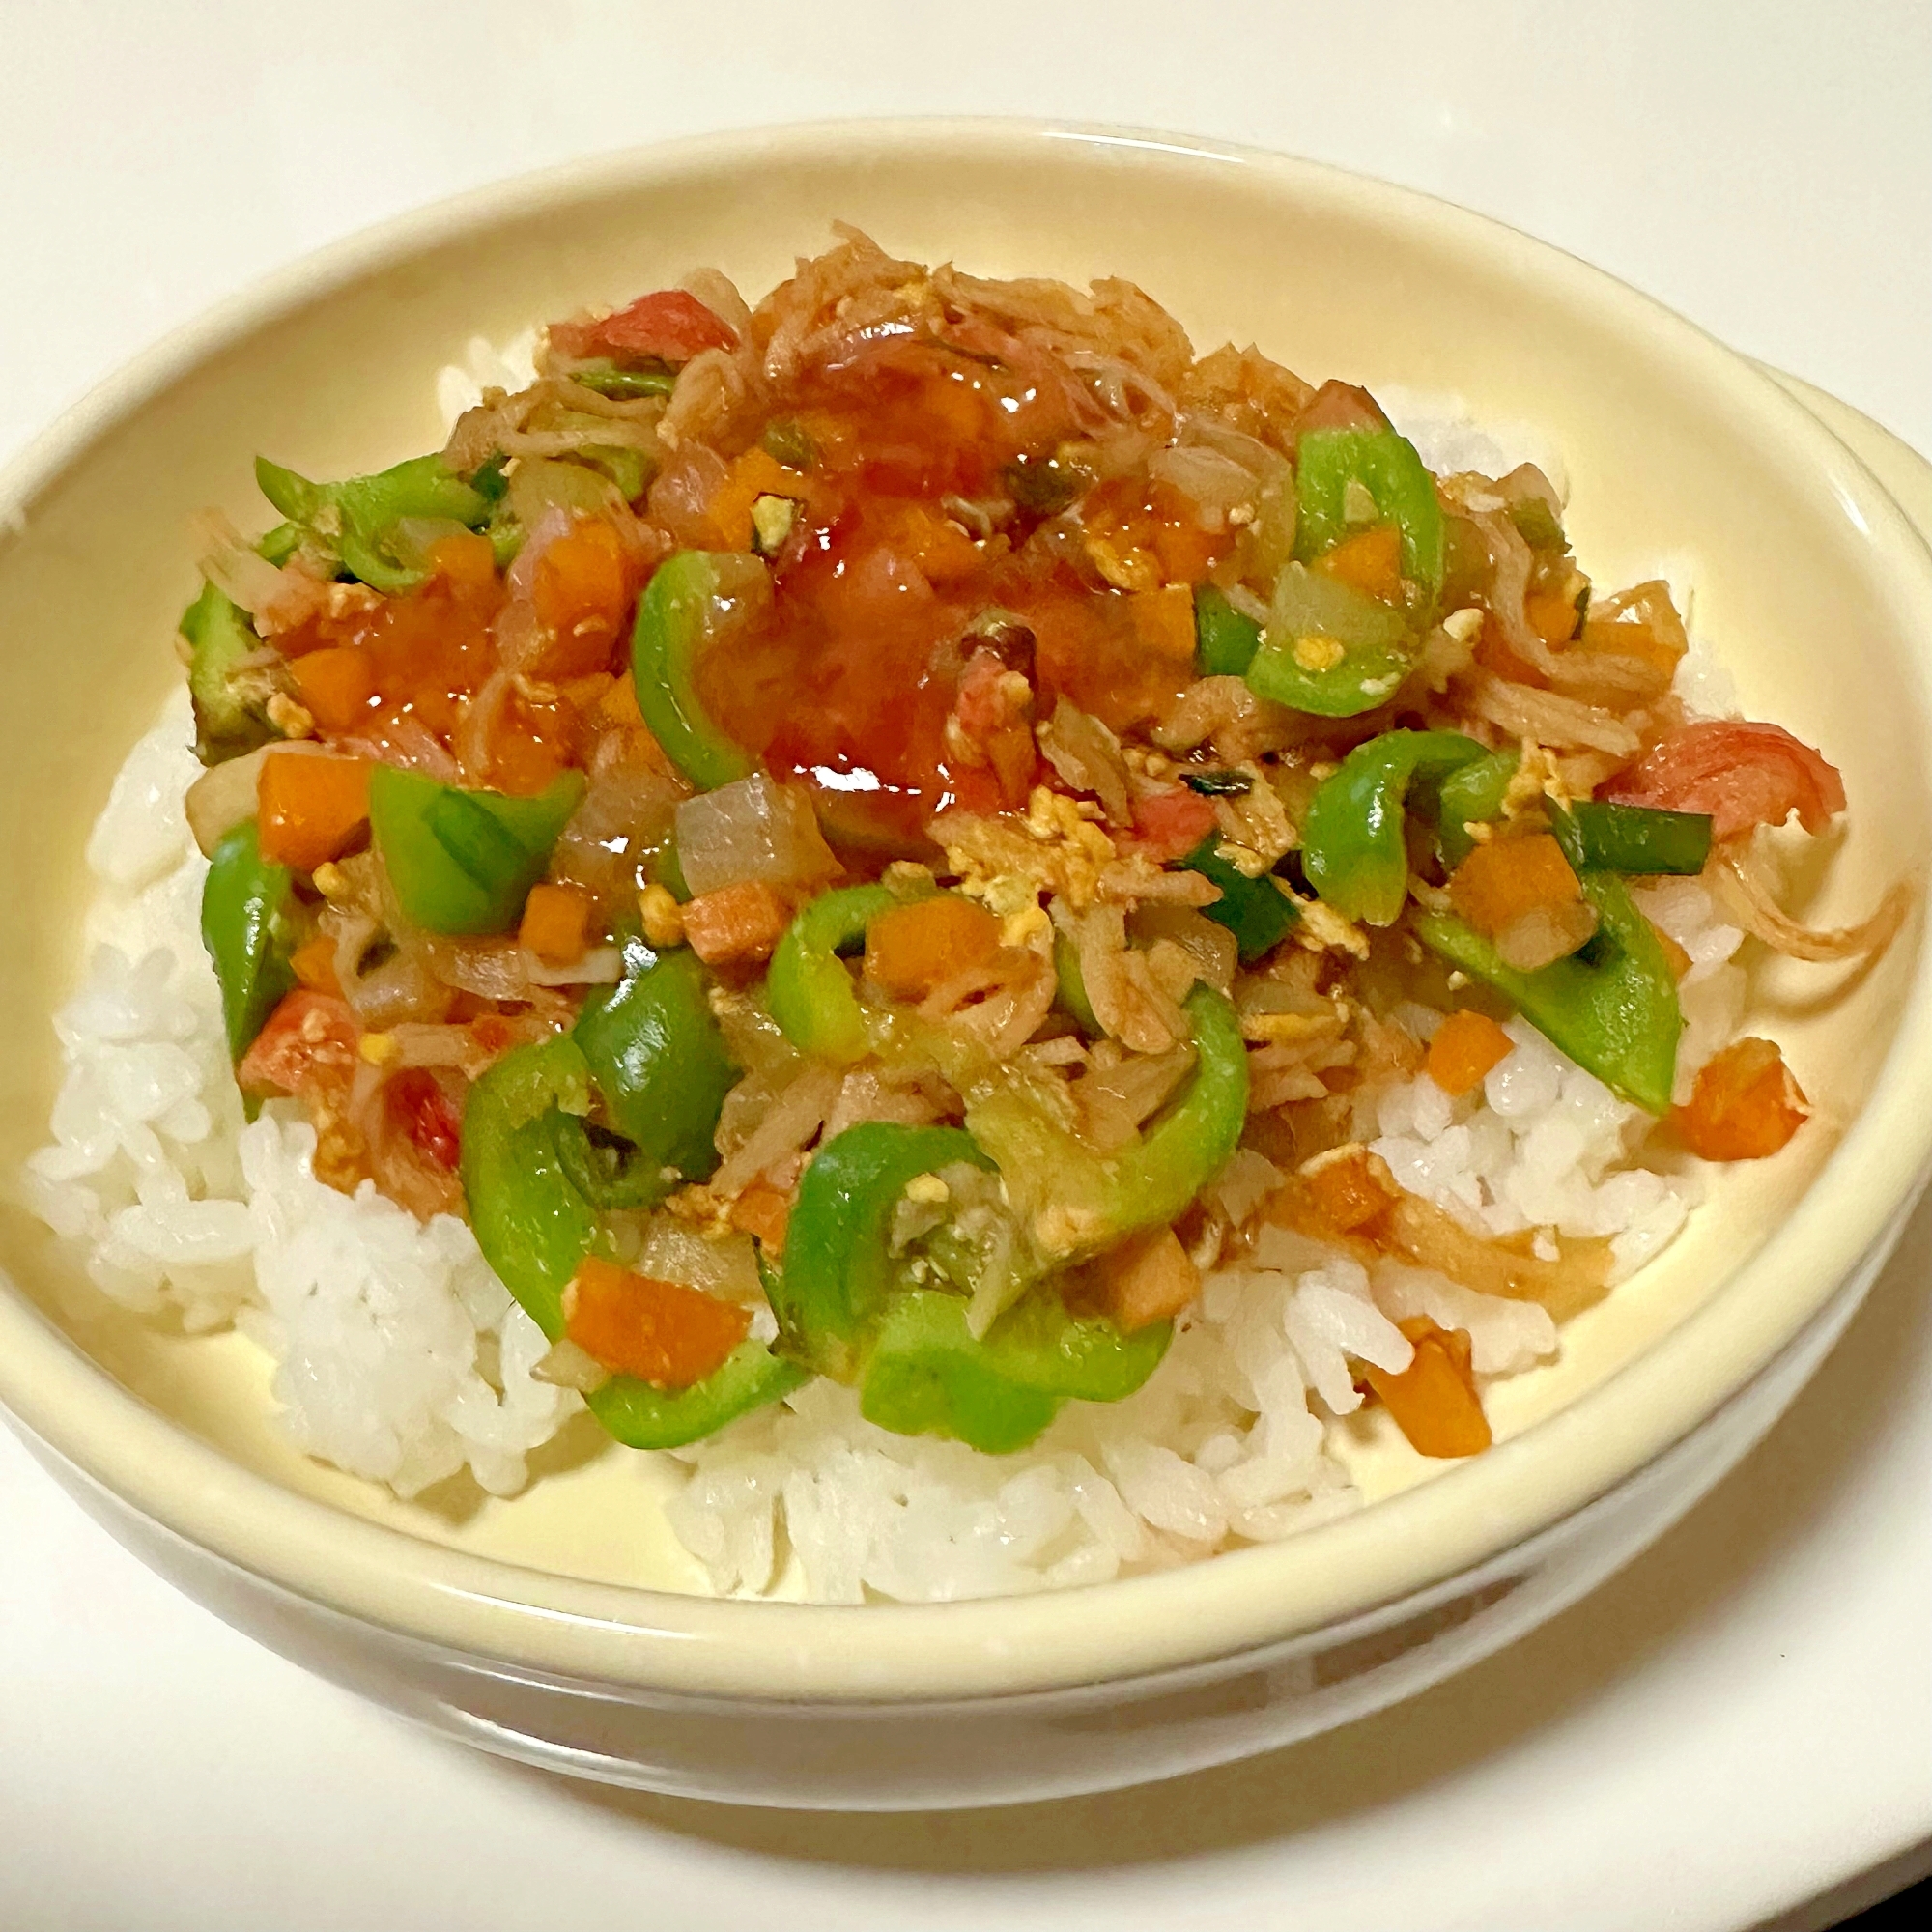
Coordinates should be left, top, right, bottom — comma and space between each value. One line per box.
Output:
964, 983, 1249, 1251
771, 1122, 992, 1380
1417, 870, 1682, 1113
460, 1036, 800, 1450
631, 550, 765, 790
1179, 837, 1298, 963
572, 929, 736, 1187
256, 452, 493, 595
767, 882, 907, 1064
369, 765, 585, 936
1246, 564, 1417, 718
1193, 583, 1264, 677
1293, 425, 1447, 611
1301, 729, 1488, 926
1433, 747, 1520, 868
200, 818, 298, 1064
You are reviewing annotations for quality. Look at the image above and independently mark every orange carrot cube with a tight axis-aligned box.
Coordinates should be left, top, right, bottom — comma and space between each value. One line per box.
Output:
681, 880, 791, 966
1299, 1143, 1400, 1234
1426, 1009, 1515, 1097
532, 518, 632, 678
1127, 584, 1200, 664
256, 753, 372, 872
1314, 524, 1404, 604
864, 895, 1003, 1001
288, 646, 376, 732
290, 932, 343, 996
1363, 1315, 1493, 1458
1523, 587, 1581, 645
1448, 832, 1583, 937
728, 1181, 794, 1256
1673, 1037, 1809, 1161
518, 882, 593, 964
563, 1256, 751, 1390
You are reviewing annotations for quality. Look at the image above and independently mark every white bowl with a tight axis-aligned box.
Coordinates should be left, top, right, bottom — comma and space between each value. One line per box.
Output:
3, 121, 1931, 1809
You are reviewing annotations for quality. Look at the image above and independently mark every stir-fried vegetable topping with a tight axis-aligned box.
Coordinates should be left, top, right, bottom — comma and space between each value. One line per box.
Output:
181, 230, 1895, 1466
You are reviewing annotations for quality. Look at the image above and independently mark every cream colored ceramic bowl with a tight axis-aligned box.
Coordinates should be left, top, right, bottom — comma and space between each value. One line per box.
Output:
4, 122, 1932, 1810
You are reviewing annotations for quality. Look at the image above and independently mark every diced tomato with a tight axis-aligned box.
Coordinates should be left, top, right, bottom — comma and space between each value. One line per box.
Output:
1614, 721, 1846, 842
385, 1067, 462, 1171
549, 289, 738, 365
1131, 786, 1218, 862
237, 990, 360, 1100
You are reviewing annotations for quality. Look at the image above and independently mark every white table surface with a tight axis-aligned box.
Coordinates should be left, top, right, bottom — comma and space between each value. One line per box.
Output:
3, 5, 1929, 1927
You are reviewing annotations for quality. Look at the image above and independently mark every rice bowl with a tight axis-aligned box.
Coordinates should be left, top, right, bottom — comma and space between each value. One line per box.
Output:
1, 123, 1928, 1804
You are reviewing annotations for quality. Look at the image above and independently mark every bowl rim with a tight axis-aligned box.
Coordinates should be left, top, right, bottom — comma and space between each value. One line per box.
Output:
5, 115, 1932, 1705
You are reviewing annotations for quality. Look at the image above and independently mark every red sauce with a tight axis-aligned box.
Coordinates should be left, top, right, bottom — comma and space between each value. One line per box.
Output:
691, 335, 1220, 852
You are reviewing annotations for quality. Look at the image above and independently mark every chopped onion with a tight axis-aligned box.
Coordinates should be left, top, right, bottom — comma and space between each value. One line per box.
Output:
675, 774, 837, 897
1714, 842, 1913, 964
711, 1064, 841, 1198
531, 1337, 611, 1393
185, 746, 270, 856
523, 945, 623, 986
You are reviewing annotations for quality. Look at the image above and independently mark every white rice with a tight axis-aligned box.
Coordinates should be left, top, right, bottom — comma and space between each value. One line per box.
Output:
20, 380, 1743, 1602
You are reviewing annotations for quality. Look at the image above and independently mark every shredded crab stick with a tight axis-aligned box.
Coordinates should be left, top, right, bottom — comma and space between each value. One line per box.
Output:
155, 228, 1905, 1475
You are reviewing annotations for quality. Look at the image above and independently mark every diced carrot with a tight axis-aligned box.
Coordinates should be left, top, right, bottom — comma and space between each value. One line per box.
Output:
681, 880, 791, 966
1299, 1143, 1399, 1234
864, 895, 1003, 1000
426, 531, 498, 597
1314, 525, 1404, 604
729, 1180, 793, 1255
1426, 1009, 1514, 1097
1524, 586, 1581, 645
598, 670, 643, 724
518, 882, 593, 964
532, 518, 632, 678
1128, 584, 1200, 664
885, 503, 981, 585
1363, 1316, 1492, 1459
1448, 832, 1583, 937
288, 646, 376, 732
707, 447, 795, 552
1091, 1225, 1201, 1332
290, 932, 342, 996
563, 1256, 751, 1390
1650, 921, 1693, 980
256, 753, 372, 872
1673, 1037, 1809, 1161
1580, 617, 1682, 677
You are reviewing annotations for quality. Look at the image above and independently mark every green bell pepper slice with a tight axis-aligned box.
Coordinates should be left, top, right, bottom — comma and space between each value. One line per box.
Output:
587, 1336, 807, 1451
1053, 932, 1101, 1035
1552, 800, 1713, 877
859, 1286, 1169, 1455
200, 819, 299, 1063
767, 883, 903, 1064
1246, 563, 1418, 717
1434, 747, 1521, 867
461, 1036, 802, 1448
776, 1120, 1174, 1454
1416, 871, 1682, 1113
1179, 838, 1299, 962
571, 927, 736, 1193
1301, 730, 1488, 926
771, 1122, 992, 1379
368, 765, 585, 936
1193, 583, 1263, 677
1293, 425, 1446, 609
183, 582, 281, 766
256, 452, 493, 595
630, 550, 762, 790
965, 985, 1248, 1252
